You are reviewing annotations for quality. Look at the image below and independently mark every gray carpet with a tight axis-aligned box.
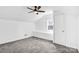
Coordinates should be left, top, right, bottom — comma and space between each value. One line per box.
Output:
0, 36, 78, 53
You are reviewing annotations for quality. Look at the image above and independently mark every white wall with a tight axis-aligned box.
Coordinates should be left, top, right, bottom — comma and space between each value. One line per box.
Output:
35, 15, 48, 32
0, 19, 35, 44
17, 22, 35, 37
76, 16, 79, 49
65, 15, 77, 48
33, 13, 54, 40
54, 12, 78, 49
0, 20, 19, 44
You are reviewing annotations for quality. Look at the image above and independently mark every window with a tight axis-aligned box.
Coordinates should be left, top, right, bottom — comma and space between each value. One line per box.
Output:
47, 20, 53, 31
48, 25, 53, 30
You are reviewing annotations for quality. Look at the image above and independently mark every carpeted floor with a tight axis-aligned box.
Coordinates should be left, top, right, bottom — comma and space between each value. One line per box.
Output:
0, 36, 78, 53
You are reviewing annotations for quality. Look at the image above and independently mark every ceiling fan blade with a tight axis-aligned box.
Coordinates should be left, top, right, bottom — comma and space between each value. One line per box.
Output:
27, 7, 33, 10
38, 6, 41, 10
37, 10, 45, 12
28, 11, 34, 13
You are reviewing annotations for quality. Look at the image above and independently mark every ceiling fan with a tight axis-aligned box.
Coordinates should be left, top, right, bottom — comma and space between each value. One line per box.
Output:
27, 6, 45, 15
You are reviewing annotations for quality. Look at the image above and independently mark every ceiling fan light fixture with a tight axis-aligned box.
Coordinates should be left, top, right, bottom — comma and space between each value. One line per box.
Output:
34, 11, 38, 15
27, 6, 45, 15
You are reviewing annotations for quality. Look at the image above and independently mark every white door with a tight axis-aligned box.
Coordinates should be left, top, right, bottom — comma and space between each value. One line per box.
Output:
54, 14, 66, 45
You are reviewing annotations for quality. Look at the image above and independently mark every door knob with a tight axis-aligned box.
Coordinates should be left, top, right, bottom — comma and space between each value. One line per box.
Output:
62, 30, 64, 32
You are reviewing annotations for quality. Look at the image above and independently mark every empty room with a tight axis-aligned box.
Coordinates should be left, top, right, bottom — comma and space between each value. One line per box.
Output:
0, 6, 78, 53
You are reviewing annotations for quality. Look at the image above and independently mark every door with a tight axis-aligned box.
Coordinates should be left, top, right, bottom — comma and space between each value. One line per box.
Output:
54, 14, 66, 45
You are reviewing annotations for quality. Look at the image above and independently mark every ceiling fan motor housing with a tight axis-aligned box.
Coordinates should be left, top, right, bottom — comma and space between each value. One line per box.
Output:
27, 6, 45, 15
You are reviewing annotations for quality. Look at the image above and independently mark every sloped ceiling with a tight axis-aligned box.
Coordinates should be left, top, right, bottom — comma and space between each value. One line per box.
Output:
51, 6, 79, 15
0, 6, 79, 22
0, 6, 49, 22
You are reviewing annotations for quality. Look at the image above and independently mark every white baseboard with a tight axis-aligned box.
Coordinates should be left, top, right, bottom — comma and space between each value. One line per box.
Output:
0, 32, 53, 45
0, 35, 32, 44
32, 31, 53, 41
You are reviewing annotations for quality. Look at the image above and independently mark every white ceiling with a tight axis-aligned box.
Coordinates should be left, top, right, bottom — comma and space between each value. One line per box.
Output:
0, 6, 79, 22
